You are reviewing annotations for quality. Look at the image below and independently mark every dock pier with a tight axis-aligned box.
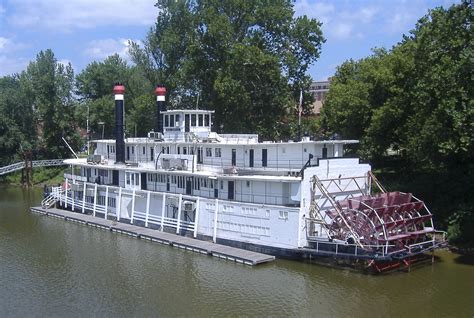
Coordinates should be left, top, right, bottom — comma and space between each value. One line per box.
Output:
30, 206, 275, 266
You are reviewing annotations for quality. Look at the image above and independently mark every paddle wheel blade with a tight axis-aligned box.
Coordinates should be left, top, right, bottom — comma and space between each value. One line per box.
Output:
308, 172, 447, 271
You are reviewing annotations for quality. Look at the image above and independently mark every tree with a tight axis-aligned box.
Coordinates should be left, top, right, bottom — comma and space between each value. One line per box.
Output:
0, 75, 37, 165
23, 50, 80, 158
321, 3, 473, 167
75, 54, 153, 138
130, 0, 324, 139
320, 2, 474, 246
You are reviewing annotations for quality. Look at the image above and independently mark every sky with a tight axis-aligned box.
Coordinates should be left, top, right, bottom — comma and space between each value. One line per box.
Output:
0, 0, 459, 80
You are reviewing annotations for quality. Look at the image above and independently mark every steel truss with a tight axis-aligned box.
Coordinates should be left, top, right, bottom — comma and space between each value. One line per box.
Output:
307, 171, 446, 266
0, 159, 65, 176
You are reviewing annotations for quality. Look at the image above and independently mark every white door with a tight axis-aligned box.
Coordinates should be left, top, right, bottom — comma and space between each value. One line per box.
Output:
125, 171, 141, 190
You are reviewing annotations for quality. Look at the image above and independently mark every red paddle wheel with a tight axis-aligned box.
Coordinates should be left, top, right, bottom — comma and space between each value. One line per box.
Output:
308, 172, 446, 272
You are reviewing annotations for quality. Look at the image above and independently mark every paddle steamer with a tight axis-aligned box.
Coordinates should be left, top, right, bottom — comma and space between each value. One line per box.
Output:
47, 83, 446, 272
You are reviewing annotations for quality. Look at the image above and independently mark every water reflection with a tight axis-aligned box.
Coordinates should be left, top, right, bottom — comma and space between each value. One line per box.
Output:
0, 186, 473, 317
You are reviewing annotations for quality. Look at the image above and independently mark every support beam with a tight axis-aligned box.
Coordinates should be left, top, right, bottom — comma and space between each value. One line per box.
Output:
213, 199, 219, 243
194, 198, 200, 238
71, 181, 75, 211
130, 188, 136, 224
93, 183, 98, 217
65, 178, 68, 208
82, 182, 86, 213
176, 194, 182, 234
104, 186, 109, 219
58, 185, 62, 207
145, 191, 151, 227
117, 187, 122, 221
160, 193, 166, 231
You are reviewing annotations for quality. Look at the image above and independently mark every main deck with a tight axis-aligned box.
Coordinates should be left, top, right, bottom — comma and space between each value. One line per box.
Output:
30, 206, 275, 266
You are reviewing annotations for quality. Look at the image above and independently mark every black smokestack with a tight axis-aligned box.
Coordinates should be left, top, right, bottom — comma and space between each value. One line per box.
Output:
113, 83, 125, 163
155, 85, 166, 133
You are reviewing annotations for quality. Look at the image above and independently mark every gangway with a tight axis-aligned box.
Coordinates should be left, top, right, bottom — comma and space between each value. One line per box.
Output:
0, 159, 66, 176
42, 186, 65, 208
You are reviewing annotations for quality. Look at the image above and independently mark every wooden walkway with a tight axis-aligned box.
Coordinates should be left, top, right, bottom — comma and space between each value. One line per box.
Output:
30, 206, 275, 266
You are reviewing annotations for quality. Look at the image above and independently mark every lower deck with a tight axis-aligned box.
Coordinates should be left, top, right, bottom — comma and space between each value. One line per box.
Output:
30, 206, 275, 266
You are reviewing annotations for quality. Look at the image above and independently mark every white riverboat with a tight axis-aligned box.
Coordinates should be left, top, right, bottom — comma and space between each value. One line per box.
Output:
48, 84, 446, 272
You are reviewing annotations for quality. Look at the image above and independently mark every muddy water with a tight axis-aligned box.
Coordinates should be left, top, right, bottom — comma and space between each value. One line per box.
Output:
0, 186, 473, 317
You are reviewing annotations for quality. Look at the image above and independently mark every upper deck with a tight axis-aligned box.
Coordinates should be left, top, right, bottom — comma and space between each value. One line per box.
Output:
87, 108, 358, 175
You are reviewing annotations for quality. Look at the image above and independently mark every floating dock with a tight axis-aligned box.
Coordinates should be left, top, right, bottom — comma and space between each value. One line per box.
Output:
30, 207, 275, 266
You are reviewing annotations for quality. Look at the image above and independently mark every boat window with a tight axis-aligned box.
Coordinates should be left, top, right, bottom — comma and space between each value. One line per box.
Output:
183, 147, 187, 154
198, 114, 203, 126
205, 114, 210, 127
215, 148, 221, 157
165, 115, 169, 127
170, 115, 175, 127
279, 211, 289, 220
206, 148, 212, 157
262, 149, 268, 167
191, 114, 196, 126
175, 114, 180, 126
185, 114, 190, 132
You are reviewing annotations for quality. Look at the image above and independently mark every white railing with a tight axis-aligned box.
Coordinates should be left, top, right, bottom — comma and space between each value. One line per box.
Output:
41, 186, 64, 208
0, 162, 25, 175
307, 238, 395, 258
0, 159, 66, 176
55, 181, 197, 235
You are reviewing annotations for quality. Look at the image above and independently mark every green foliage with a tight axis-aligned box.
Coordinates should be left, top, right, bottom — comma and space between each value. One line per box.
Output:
447, 207, 474, 247
24, 49, 81, 158
321, 3, 473, 246
130, 0, 324, 139
75, 54, 154, 139
0, 167, 66, 186
0, 75, 37, 165
321, 3, 473, 167
1, 50, 81, 163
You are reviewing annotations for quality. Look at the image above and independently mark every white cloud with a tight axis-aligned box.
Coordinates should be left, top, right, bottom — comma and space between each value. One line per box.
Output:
294, 0, 335, 25
0, 36, 31, 75
0, 37, 10, 52
358, 7, 379, 24
294, 1, 380, 40
331, 23, 353, 40
386, 11, 419, 34
0, 55, 29, 76
83, 38, 139, 60
7, 0, 157, 30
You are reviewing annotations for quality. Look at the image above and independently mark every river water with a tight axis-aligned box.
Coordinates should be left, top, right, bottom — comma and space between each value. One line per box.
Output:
0, 186, 473, 317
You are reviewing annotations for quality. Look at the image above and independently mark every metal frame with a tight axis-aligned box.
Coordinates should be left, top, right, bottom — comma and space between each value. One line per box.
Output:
0, 159, 66, 176
307, 172, 446, 265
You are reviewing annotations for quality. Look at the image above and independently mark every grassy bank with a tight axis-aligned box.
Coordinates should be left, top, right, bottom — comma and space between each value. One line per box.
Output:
0, 167, 66, 187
